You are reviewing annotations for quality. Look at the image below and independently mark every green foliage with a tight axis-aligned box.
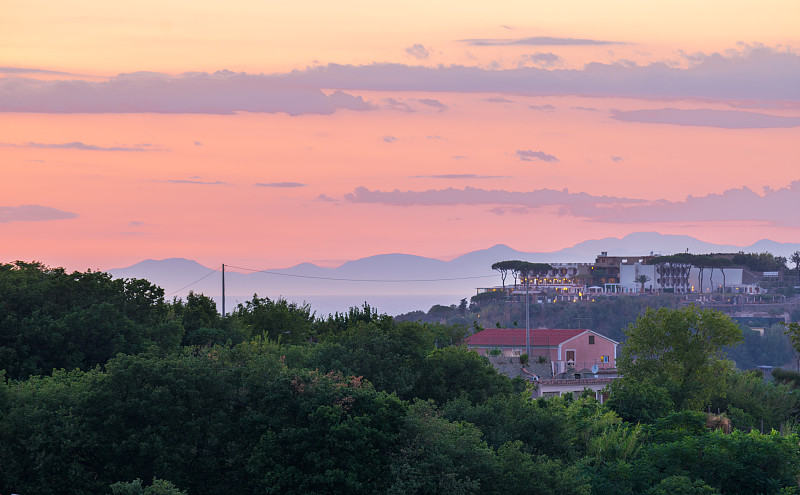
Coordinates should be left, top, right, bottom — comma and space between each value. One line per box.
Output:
644, 475, 720, 495
783, 322, 800, 369
617, 305, 743, 409
110, 478, 187, 495
442, 393, 574, 460
732, 252, 788, 272
411, 346, 514, 405
772, 367, 800, 388
303, 319, 432, 398
493, 441, 590, 495
229, 294, 315, 344
605, 379, 675, 424
0, 261, 178, 379
709, 370, 800, 432
727, 324, 795, 370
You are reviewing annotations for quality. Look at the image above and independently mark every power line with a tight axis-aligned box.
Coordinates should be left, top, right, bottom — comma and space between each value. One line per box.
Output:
166, 267, 220, 296
225, 264, 496, 283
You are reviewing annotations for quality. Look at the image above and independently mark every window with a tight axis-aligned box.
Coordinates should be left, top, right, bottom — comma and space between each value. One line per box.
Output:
589, 335, 595, 344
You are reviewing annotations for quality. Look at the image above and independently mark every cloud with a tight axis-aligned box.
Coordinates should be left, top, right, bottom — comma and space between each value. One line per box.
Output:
384, 97, 414, 112
460, 36, 624, 46
193, 141, 203, 146
611, 108, 800, 128
416, 98, 447, 112
426, 135, 444, 140
2, 141, 162, 151
611, 156, 624, 162
276, 46, 799, 101
573, 106, 598, 111
415, 174, 507, 179
566, 181, 800, 226
383, 97, 447, 113
0, 66, 76, 76
451, 156, 469, 160
162, 179, 228, 185
0, 70, 373, 115
343, 186, 638, 207
5, 46, 796, 117
405, 44, 431, 60
516, 149, 558, 162
0, 205, 78, 223
485, 96, 513, 103
529, 104, 556, 112
255, 182, 306, 188
129, 221, 145, 226
383, 135, 398, 143
519, 52, 562, 67
316, 194, 338, 202
488, 206, 532, 215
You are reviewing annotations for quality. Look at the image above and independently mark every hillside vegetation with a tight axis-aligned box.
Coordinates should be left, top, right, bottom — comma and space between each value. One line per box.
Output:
1, 262, 800, 494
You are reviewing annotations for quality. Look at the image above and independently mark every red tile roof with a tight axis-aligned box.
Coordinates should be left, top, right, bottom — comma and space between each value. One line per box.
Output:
465, 328, 586, 347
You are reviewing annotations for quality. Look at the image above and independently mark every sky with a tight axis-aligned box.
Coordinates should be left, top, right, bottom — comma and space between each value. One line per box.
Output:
2, 0, 800, 273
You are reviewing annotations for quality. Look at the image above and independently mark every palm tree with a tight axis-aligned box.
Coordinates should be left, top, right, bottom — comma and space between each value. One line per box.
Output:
634, 274, 651, 293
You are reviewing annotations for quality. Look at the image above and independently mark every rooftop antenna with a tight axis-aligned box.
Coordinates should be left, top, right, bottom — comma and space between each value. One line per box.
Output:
222, 263, 226, 317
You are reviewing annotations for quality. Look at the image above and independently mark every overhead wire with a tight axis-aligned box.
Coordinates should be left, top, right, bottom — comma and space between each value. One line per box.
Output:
166, 267, 220, 296
225, 264, 496, 283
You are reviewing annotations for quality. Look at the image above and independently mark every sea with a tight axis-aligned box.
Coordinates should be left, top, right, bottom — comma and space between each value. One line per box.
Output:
213, 294, 466, 318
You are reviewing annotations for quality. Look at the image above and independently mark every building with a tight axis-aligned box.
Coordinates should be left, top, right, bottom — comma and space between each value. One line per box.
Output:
465, 327, 618, 375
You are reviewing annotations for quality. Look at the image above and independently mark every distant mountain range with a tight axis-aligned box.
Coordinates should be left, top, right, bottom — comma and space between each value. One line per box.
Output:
107, 232, 800, 314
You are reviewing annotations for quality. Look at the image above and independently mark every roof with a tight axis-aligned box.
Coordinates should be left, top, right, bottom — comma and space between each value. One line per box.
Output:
466, 328, 586, 347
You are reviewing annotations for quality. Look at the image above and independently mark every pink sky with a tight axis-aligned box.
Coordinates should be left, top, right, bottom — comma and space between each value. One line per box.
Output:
2, 0, 799, 272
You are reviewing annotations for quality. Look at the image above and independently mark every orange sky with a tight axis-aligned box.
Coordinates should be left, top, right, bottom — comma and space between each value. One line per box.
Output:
2, 1, 799, 272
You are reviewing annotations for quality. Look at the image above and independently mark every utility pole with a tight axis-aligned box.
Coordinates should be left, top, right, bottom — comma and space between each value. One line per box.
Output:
525, 270, 530, 357
222, 263, 226, 317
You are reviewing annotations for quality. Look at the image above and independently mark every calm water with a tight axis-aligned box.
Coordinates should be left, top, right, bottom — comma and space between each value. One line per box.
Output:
213, 294, 465, 317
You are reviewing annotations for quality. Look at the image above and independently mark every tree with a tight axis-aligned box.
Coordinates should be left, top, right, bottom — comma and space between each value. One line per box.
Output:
491, 261, 515, 290
634, 274, 651, 293
783, 322, 800, 370
616, 305, 743, 409
792, 251, 800, 282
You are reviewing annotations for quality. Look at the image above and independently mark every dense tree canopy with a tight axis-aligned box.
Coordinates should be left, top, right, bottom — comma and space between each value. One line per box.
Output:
0, 261, 180, 379
2, 264, 800, 495
616, 305, 743, 409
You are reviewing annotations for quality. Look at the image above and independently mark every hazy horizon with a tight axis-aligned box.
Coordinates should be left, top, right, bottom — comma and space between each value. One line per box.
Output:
3, 1, 799, 272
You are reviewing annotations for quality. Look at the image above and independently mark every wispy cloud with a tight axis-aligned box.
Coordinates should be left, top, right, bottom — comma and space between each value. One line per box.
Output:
2, 141, 163, 151
276, 46, 799, 101
162, 179, 228, 185
529, 104, 556, 112
567, 181, 800, 226
0, 205, 78, 223
485, 96, 513, 103
384, 97, 414, 113
515, 149, 558, 162
417, 98, 447, 112
0, 70, 373, 115
460, 36, 624, 46
0, 66, 78, 76
519, 52, 562, 67
414, 174, 507, 179
255, 182, 306, 188
611, 156, 624, 162
340, 181, 800, 228
611, 108, 800, 128
383, 135, 398, 143
405, 44, 431, 60
343, 186, 637, 207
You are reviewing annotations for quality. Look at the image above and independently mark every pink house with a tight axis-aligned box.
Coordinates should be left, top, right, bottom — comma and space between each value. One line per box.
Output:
465, 328, 618, 373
